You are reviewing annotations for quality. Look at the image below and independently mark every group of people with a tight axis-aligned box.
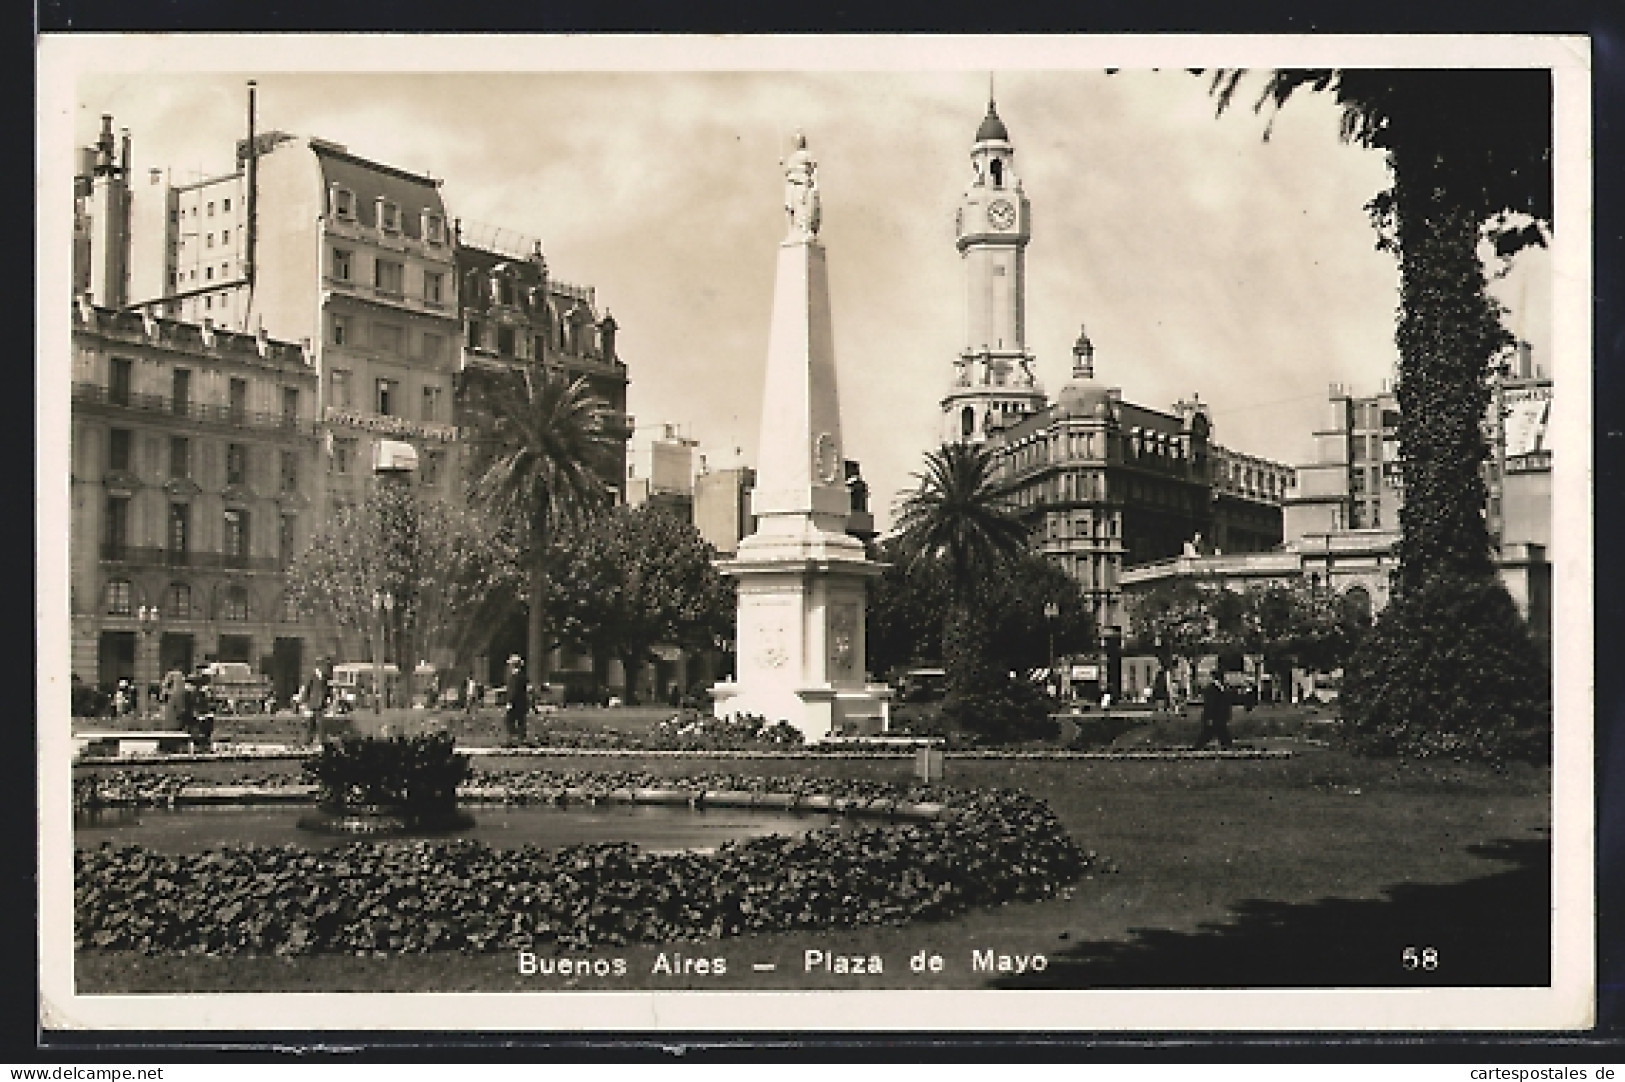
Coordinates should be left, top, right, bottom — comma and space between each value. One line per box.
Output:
158, 666, 214, 748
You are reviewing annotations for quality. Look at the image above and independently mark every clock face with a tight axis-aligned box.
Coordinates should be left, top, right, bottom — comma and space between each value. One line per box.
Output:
988, 199, 1017, 231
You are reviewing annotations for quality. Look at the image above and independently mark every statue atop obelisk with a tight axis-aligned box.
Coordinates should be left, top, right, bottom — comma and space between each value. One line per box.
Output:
710, 133, 892, 742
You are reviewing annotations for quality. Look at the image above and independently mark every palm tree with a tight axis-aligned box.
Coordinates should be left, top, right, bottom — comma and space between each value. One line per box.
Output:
468, 367, 619, 684
893, 441, 1030, 699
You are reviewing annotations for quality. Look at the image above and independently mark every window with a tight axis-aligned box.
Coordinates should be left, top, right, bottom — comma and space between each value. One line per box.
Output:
282, 387, 300, 426
205, 296, 214, 312
375, 378, 398, 416
226, 443, 247, 486
223, 509, 249, 560
378, 199, 401, 233
330, 368, 352, 408
104, 579, 133, 616
421, 385, 442, 422
221, 584, 249, 621
222, 229, 230, 244
104, 496, 129, 550
532, 334, 547, 360
424, 271, 443, 304
333, 248, 353, 281
206, 233, 214, 248
207, 201, 215, 217
222, 197, 231, 212
168, 502, 189, 554
332, 187, 355, 219
109, 357, 133, 406
496, 326, 516, 356
421, 333, 445, 363
279, 514, 296, 567
169, 436, 189, 480
280, 449, 299, 493
108, 428, 132, 473
221, 263, 229, 277
424, 212, 445, 244
373, 323, 403, 355
374, 259, 404, 294
465, 320, 483, 350
229, 378, 248, 424
332, 437, 357, 474
163, 583, 191, 619
330, 314, 350, 347
205, 266, 214, 281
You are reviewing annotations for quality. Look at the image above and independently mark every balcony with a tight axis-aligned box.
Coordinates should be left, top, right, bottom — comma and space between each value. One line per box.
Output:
73, 382, 321, 439
99, 543, 281, 573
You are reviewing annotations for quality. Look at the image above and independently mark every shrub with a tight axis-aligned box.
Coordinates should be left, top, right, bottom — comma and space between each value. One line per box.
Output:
1339, 571, 1551, 764
303, 733, 472, 812
940, 675, 1058, 745
75, 776, 1091, 955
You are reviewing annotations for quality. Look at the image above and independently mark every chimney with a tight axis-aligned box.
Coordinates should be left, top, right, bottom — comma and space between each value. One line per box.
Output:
1517, 341, 1534, 380
244, 81, 258, 289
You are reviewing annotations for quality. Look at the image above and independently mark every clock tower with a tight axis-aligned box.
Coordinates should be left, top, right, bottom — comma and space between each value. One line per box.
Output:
942, 95, 1046, 443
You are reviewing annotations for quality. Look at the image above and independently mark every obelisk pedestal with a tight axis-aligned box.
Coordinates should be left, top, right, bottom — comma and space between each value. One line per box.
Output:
711, 134, 892, 742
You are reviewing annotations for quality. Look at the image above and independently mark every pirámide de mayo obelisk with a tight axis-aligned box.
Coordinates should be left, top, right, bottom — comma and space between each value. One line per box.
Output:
710, 132, 893, 742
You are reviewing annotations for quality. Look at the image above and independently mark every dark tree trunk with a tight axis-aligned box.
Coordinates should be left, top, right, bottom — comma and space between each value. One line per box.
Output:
526, 557, 548, 689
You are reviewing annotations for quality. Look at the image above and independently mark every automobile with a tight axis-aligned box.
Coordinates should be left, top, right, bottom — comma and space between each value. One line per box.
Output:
198, 661, 271, 714
897, 667, 948, 703
1221, 671, 1259, 708
1306, 673, 1341, 705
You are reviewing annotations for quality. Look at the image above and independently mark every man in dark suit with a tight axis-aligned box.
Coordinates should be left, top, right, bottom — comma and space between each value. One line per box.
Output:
303, 661, 330, 745
1195, 674, 1234, 750
504, 655, 528, 747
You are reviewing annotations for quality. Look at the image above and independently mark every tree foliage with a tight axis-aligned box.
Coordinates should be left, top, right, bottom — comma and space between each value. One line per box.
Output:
867, 541, 1095, 680
465, 368, 620, 680
891, 443, 1049, 738
538, 504, 734, 704
287, 479, 519, 671
1212, 68, 1553, 760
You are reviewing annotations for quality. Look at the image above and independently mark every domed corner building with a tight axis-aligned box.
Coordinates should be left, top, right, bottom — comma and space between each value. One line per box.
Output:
937, 95, 1297, 702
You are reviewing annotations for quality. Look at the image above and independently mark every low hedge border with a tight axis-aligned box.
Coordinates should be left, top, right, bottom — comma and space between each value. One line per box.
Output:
75, 770, 1091, 957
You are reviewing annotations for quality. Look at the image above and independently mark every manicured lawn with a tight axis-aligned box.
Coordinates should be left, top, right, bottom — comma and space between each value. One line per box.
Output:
73, 740, 1552, 992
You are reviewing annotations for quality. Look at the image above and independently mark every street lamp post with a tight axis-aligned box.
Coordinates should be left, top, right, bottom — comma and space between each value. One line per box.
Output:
136, 604, 160, 718
371, 590, 394, 715
1043, 601, 1059, 700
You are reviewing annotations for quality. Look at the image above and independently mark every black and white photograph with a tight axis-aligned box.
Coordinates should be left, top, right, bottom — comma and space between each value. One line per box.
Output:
36, 34, 1592, 1034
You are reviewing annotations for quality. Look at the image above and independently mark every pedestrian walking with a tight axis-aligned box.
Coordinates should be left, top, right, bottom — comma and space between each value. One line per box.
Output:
465, 675, 478, 716
159, 666, 189, 731
504, 655, 528, 747
303, 661, 331, 745
1194, 674, 1234, 750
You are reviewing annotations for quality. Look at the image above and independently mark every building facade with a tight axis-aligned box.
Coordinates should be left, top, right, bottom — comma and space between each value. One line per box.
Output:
940, 98, 1047, 445
69, 301, 324, 703
935, 100, 1291, 637
453, 228, 632, 503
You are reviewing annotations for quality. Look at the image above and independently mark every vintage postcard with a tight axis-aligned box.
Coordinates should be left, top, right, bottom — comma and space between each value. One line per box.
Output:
36, 33, 1594, 1036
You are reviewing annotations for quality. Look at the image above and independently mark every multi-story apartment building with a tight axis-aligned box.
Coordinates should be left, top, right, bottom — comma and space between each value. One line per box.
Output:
127, 115, 465, 514
70, 300, 323, 702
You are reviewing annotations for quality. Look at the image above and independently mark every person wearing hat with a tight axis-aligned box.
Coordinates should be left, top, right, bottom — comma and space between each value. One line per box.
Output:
302, 659, 331, 745
504, 654, 529, 747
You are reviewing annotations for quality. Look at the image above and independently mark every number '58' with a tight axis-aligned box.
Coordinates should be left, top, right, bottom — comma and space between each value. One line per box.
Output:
1402, 946, 1439, 970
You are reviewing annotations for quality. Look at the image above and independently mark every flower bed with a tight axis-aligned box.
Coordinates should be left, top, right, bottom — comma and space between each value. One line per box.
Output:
75, 772, 1090, 956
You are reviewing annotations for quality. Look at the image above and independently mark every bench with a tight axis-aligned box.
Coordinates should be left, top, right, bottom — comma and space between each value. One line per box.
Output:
73, 730, 198, 759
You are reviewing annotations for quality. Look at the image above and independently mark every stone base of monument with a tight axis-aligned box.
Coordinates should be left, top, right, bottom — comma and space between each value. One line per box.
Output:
712, 681, 892, 744
296, 802, 475, 837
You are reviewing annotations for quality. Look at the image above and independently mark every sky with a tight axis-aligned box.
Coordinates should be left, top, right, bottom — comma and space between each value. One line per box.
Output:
59, 43, 1553, 534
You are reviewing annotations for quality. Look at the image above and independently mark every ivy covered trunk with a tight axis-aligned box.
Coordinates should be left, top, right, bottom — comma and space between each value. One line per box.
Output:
1390, 152, 1503, 593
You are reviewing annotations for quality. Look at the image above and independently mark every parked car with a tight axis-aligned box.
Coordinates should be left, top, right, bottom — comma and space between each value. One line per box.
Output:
897, 667, 949, 704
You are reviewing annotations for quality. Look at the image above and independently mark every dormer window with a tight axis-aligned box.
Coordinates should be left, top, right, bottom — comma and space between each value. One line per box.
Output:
378, 199, 401, 234
331, 186, 355, 219
423, 212, 446, 245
